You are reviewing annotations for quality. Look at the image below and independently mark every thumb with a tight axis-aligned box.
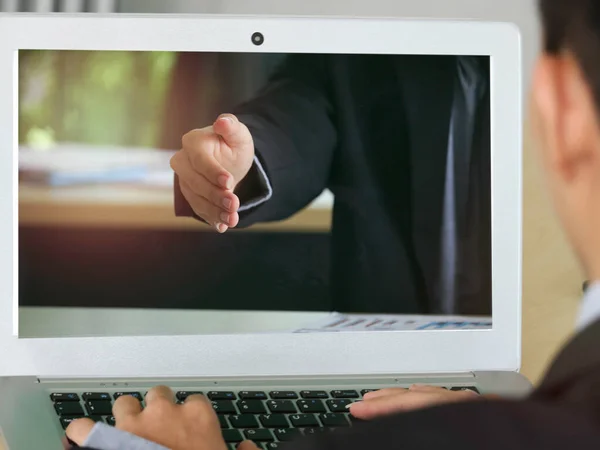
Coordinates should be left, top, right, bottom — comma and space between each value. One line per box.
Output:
213, 114, 253, 150
65, 418, 96, 446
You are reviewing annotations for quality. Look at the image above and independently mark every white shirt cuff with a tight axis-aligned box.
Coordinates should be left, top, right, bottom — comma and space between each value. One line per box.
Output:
576, 281, 600, 331
237, 156, 273, 212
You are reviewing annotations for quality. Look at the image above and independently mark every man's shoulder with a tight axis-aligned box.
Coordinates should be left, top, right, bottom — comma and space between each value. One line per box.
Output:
535, 317, 600, 396
285, 400, 600, 450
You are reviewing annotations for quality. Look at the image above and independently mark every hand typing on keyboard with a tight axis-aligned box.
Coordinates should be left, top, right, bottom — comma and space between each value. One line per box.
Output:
348, 385, 482, 420
65, 385, 260, 450
61, 384, 485, 449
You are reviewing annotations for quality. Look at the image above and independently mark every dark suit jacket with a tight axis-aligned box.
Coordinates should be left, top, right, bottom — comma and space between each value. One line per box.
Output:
283, 319, 600, 450
175, 54, 492, 315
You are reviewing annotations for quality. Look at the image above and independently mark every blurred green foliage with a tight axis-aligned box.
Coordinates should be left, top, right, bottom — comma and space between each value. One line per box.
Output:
19, 50, 176, 149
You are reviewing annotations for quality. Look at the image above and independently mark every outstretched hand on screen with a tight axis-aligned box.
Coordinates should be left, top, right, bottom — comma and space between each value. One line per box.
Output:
170, 114, 255, 233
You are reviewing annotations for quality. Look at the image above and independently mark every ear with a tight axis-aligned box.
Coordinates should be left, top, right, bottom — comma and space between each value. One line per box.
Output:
531, 55, 564, 174
533, 53, 598, 183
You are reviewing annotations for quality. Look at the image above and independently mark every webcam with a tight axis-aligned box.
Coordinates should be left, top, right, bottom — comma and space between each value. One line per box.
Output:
251, 32, 264, 46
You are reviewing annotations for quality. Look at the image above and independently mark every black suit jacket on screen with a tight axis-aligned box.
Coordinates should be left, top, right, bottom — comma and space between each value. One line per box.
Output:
175, 54, 492, 316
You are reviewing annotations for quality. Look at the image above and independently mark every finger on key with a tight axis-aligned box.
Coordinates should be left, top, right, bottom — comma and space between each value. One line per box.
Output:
113, 394, 143, 423
145, 385, 176, 405
237, 441, 262, 450
183, 394, 213, 416
65, 418, 96, 446
362, 388, 407, 400
409, 384, 446, 392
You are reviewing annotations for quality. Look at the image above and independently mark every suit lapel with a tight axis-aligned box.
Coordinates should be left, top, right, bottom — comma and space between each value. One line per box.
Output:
533, 319, 600, 397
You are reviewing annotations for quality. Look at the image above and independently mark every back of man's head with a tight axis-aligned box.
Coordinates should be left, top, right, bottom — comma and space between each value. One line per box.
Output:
533, 0, 600, 282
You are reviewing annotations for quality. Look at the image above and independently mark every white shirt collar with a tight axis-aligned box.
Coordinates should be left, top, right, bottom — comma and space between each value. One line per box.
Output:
576, 281, 600, 331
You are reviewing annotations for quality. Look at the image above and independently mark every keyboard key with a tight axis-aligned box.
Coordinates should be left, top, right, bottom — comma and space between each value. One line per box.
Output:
451, 386, 479, 394
176, 391, 204, 401
239, 391, 267, 400
303, 427, 328, 436
244, 429, 274, 442
218, 415, 229, 429
208, 391, 236, 400
360, 389, 378, 396
82, 392, 111, 401
259, 414, 289, 428
237, 400, 266, 414
54, 402, 84, 416
289, 413, 319, 427
264, 444, 282, 449
274, 428, 301, 441
300, 390, 328, 399
297, 400, 326, 413
50, 393, 80, 402
326, 399, 353, 412
59, 416, 80, 429
85, 401, 113, 416
88, 415, 104, 423
349, 415, 366, 425
105, 416, 116, 426
319, 413, 350, 427
228, 414, 259, 429
330, 390, 359, 399
212, 400, 237, 415
267, 400, 297, 414
114, 392, 143, 401
269, 391, 298, 399
222, 429, 243, 443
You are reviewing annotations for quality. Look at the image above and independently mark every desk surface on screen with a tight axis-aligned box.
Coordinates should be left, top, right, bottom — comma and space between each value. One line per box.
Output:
18, 145, 333, 232
19, 307, 491, 338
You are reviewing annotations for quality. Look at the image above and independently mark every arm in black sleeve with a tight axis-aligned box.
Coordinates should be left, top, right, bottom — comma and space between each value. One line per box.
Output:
232, 53, 337, 226
284, 400, 600, 450
174, 54, 337, 226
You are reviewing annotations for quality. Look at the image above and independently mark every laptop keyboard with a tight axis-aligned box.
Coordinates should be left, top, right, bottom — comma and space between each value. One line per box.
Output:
50, 386, 478, 449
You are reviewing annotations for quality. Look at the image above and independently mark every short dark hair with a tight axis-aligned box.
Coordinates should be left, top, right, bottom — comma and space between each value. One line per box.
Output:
539, 0, 600, 113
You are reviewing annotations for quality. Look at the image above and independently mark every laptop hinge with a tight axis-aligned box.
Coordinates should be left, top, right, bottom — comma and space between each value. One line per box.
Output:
37, 372, 476, 384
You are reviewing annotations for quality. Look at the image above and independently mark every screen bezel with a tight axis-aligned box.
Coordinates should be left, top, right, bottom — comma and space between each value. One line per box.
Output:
0, 14, 522, 377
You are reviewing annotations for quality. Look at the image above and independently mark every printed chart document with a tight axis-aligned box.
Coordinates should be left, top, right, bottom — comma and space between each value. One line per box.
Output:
293, 313, 492, 333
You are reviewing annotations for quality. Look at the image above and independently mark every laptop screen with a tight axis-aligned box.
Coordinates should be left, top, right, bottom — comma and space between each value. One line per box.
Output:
17, 50, 492, 337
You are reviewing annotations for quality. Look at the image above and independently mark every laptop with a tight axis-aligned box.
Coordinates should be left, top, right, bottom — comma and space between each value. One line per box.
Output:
0, 14, 527, 450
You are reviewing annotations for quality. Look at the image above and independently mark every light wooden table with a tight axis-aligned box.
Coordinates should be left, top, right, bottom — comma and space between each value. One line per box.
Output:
18, 183, 333, 232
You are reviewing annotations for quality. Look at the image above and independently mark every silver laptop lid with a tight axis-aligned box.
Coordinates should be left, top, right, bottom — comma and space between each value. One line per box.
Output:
0, 14, 522, 378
